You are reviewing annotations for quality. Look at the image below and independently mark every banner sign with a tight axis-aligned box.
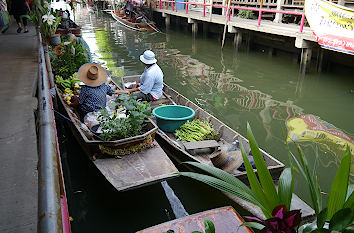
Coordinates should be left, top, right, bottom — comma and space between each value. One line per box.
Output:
305, 0, 354, 55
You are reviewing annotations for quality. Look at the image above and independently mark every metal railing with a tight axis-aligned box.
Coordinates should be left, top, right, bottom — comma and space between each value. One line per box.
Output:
37, 34, 71, 233
157, 0, 306, 32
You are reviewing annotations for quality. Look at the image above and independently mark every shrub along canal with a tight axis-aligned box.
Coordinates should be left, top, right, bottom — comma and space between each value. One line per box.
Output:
61, 7, 354, 232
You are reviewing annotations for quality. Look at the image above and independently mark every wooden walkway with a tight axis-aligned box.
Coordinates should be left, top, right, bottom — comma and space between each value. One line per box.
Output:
0, 23, 38, 232
154, 8, 316, 44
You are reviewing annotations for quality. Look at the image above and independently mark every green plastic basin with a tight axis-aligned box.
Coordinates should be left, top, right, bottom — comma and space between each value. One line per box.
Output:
152, 105, 195, 132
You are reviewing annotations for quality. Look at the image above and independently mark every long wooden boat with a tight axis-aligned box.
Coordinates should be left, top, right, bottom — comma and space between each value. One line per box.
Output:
137, 206, 252, 233
119, 75, 315, 221
55, 85, 178, 192
111, 11, 159, 32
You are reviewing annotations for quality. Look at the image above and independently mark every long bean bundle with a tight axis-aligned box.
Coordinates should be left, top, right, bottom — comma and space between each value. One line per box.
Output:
175, 119, 216, 142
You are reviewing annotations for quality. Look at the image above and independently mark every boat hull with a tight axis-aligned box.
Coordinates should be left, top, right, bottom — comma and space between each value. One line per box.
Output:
111, 12, 157, 32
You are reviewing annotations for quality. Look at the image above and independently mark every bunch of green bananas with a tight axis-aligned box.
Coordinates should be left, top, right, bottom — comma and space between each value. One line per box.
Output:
70, 73, 80, 87
55, 75, 72, 90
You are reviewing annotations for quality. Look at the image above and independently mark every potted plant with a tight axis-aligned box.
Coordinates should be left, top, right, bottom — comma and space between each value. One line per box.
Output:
23, 0, 61, 45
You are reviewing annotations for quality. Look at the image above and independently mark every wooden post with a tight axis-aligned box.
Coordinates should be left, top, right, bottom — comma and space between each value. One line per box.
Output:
165, 14, 171, 27
233, 31, 242, 52
300, 48, 312, 74
316, 48, 327, 73
245, 31, 251, 53
192, 22, 198, 38
203, 22, 208, 38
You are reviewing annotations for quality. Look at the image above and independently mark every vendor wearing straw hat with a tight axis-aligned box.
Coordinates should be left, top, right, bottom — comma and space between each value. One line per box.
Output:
75, 63, 119, 118
116, 50, 163, 101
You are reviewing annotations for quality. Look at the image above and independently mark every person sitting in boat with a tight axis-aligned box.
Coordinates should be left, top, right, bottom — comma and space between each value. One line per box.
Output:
116, 50, 163, 102
71, 63, 119, 120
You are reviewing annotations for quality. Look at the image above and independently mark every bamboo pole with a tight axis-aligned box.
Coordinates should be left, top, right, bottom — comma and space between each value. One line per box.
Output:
221, 0, 231, 48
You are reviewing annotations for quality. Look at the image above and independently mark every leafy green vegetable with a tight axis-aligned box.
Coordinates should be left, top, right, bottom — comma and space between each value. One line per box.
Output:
98, 94, 152, 141
175, 119, 216, 142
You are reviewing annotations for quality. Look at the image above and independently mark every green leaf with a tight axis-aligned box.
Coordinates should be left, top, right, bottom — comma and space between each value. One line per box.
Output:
278, 168, 294, 210
247, 123, 280, 209
329, 208, 353, 231
290, 145, 322, 214
240, 222, 265, 230
191, 231, 202, 233
316, 208, 328, 229
240, 141, 272, 218
310, 229, 330, 233
204, 219, 215, 233
327, 146, 351, 220
182, 162, 257, 200
342, 226, 354, 233
301, 222, 317, 233
179, 172, 270, 217
344, 185, 354, 211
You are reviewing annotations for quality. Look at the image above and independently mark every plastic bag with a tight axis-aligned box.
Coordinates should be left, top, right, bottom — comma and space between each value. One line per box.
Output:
84, 112, 101, 133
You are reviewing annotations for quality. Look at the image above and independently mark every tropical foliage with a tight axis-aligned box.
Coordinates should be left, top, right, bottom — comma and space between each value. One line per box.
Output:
180, 123, 294, 219
180, 122, 354, 232
50, 41, 90, 78
237, 9, 254, 19
23, 0, 61, 44
289, 146, 354, 232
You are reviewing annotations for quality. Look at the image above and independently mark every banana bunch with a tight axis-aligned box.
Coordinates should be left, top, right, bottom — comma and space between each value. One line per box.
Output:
63, 88, 74, 104
70, 73, 81, 88
56, 75, 72, 90
74, 82, 81, 95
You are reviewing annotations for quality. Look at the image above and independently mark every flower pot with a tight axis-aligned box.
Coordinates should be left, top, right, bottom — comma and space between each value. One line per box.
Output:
50, 34, 61, 46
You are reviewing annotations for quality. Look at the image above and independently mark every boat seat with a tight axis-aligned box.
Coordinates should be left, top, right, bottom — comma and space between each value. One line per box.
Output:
182, 140, 220, 152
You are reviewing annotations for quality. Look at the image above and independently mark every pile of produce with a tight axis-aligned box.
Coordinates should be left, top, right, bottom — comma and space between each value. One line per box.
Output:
98, 94, 152, 141
175, 119, 216, 142
50, 40, 90, 78
56, 72, 81, 104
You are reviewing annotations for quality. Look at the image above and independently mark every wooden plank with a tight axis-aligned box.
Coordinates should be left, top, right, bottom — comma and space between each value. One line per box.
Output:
182, 140, 220, 150
93, 141, 178, 191
137, 206, 253, 233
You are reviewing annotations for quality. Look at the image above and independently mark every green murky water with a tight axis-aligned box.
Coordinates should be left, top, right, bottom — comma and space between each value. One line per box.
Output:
64, 7, 354, 232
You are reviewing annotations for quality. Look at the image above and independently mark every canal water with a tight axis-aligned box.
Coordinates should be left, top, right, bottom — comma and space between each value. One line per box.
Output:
62, 7, 354, 232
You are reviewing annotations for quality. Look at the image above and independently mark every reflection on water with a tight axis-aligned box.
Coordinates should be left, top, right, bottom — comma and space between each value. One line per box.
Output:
74, 7, 354, 216
287, 114, 354, 178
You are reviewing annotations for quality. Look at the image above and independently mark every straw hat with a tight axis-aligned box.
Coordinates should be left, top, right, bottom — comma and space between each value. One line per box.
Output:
78, 63, 107, 87
140, 50, 157, 65
210, 149, 243, 173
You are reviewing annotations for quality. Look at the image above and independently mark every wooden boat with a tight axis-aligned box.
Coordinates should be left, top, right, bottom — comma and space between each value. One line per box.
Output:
120, 76, 284, 184
111, 11, 159, 32
55, 85, 178, 192
137, 206, 252, 233
56, 20, 81, 36
119, 75, 315, 221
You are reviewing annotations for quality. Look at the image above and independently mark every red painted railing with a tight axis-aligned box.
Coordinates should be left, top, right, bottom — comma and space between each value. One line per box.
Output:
157, 0, 305, 32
